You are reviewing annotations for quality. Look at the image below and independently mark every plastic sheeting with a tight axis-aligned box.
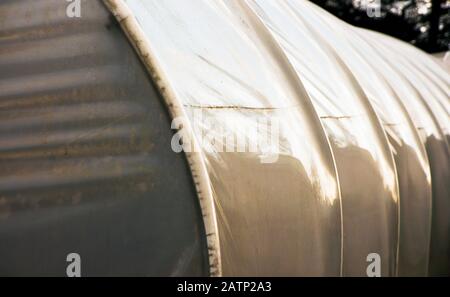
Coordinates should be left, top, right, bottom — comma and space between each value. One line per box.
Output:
104, 0, 450, 276
357, 30, 450, 276
0, 0, 209, 276
249, 0, 400, 276
108, 0, 343, 276
265, 1, 434, 276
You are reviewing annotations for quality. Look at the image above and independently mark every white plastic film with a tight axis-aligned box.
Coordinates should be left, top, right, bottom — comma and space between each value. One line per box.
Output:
104, 0, 450, 276
264, 1, 434, 276
248, 0, 400, 276
111, 0, 343, 276
354, 29, 450, 276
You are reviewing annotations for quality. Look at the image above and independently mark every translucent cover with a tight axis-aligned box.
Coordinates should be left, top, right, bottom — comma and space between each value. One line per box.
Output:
356, 30, 449, 276
105, 0, 449, 276
268, 1, 434, 276
118, 0, 343, 276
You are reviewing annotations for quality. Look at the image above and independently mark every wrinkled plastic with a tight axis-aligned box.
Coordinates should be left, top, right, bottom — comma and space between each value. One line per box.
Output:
355, 30, 450, 276
268, 1, 432, 276
247, 0, 400, 276
121, 0, 343, 276
105, 0, 449, 276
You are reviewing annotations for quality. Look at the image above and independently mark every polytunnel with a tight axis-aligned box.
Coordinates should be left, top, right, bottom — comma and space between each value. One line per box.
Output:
0, 0, 448, 277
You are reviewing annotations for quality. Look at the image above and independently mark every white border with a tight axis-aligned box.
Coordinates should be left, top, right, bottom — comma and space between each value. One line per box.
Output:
103, 0, 222, 276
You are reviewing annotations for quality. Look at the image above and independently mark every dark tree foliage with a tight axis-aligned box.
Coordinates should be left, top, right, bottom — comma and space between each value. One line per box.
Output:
311, 0, 450, 53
